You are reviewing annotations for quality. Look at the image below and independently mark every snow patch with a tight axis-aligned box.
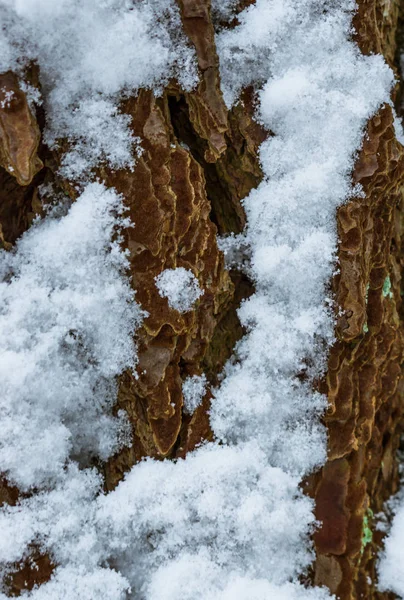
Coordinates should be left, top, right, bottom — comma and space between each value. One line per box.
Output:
0, 0, 197, 179
378, 488, 404, 597
0, 183, 142, 491
155, 267, 203, 312
182, 374, 207, 414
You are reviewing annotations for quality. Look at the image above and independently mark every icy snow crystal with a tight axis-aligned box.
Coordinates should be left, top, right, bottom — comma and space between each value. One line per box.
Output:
155, 267, 203, 312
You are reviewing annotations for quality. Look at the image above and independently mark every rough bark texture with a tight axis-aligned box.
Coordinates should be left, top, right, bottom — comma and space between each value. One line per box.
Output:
311, 2, 404, 598
0, 0, 404, 598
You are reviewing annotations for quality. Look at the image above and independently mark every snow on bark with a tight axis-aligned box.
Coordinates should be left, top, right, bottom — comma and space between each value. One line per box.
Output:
0, 183, 142, 491
0, 0, 396, 599
182, 374, 207, 414
211, 0, 393, 474
0, 0, 197, 179
378, 491, 404, 597
155, 267, 203, 313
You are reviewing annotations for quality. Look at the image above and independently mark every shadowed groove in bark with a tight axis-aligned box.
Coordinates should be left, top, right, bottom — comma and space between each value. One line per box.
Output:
168, 92, 247, 235
166, 88, 259, 386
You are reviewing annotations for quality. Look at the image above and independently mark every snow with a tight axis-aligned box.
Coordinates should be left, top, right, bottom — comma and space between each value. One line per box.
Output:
393, 108, 404, 146
211, 0, 239, 23
0, 445, 319, 598
210, 0, 393, 479
0, 0, 197, 179
155, 267, 203, 313
0, 183, 142, 491
0, 0, 396, 599
378, 489, 404, 597
15, 566, 130, 600
182, 374, 207, 414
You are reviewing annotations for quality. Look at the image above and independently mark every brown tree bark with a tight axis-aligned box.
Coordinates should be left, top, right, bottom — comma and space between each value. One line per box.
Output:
0, 1, 404, 598
311, 2, 404, 598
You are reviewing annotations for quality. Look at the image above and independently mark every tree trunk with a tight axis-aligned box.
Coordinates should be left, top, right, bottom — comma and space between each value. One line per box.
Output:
0, 1, 404, 598
312, 2, 404, 597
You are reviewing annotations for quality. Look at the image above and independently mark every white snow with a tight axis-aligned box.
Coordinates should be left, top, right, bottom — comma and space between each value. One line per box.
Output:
378, 490, 404, 597
182, 374, 207, 414
0, 0, 197, 179
155, 267, 203, 313
211, 0, 239, 23
0, 0, 396, 599
210, 0, 393, 477
0, 183, 142, 491
0, 445, 320, 599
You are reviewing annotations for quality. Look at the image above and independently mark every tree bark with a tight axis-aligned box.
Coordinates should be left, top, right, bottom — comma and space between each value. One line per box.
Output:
312, 2, 404, 597
0, 0, 404, 598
